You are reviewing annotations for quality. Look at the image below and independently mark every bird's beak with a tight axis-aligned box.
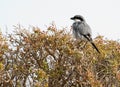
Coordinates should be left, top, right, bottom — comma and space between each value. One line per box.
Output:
70, 17, 74, 20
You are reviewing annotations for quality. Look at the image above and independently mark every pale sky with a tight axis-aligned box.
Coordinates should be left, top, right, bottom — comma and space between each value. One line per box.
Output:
0, 0, 120, 40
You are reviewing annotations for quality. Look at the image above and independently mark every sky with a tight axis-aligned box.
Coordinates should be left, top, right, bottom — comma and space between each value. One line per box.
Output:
0, 0, 120, 40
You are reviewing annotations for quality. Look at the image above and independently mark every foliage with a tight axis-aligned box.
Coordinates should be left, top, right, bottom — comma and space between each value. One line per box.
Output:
0, 24, 120, 87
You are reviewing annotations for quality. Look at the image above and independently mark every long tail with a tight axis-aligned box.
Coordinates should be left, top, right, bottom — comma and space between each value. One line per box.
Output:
90, 42, 100, 53
83, 34, 100, 53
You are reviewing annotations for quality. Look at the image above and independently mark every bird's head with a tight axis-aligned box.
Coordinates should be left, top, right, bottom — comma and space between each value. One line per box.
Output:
71, 15, 85, 22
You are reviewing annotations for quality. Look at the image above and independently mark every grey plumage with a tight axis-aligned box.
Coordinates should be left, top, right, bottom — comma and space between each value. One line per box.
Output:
71, 15, 100, 53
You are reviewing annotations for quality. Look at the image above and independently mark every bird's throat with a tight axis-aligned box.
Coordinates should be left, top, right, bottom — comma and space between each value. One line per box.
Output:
75, 19, 81, 22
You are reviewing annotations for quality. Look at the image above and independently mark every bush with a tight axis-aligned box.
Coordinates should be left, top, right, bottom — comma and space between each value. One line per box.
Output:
0, 24, 120, 87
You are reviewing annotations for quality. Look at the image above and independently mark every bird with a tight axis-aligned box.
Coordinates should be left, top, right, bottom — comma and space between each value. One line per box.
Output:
70, 15, 100, 53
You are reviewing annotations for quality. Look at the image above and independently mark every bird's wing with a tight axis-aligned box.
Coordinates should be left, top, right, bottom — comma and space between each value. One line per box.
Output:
77, 22, 92, 40
78, 22, 100, 53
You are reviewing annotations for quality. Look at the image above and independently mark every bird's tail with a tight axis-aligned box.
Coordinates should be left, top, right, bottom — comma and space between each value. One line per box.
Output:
82, 34, 100, 53
90, 42, 100, 53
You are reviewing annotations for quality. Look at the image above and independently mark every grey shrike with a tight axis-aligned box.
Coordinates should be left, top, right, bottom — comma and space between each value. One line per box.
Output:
71, 15, 100, 53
